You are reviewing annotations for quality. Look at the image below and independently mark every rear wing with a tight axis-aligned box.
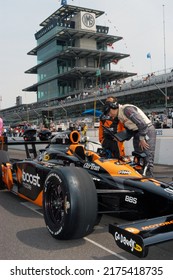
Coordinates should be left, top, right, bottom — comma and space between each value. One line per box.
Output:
0, 136, 49, 158
109, 214, 173, 258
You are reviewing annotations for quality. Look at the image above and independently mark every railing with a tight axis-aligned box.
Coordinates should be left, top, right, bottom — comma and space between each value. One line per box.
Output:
2, 68, 173, 124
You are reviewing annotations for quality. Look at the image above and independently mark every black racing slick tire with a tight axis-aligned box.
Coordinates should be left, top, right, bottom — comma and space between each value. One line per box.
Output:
43, 166, 97, 240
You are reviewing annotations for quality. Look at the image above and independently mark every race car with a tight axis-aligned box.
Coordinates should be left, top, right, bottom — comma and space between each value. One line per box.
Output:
0, 130, 173, 258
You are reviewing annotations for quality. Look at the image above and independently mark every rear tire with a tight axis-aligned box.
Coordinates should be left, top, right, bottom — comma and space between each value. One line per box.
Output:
43, 166, 97, 239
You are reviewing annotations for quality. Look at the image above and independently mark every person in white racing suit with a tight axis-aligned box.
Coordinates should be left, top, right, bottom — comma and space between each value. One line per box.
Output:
109, 102, 156, 177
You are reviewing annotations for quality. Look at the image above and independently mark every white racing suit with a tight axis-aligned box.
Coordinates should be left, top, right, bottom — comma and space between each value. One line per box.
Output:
118, 104, 156, 177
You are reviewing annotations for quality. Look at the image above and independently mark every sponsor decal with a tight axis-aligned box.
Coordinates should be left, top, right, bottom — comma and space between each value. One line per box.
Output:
118, 170, 131, 175
46, 172, 62, 183
125, 227, 140, 234
83, 162, 100, 171
164, 187, 173, 194
23, 184, 32, 190
56, 133, 69, 139
125, 195, 137, 204
55, 133, 69, 144
44, 172, 62, 193
92, 177, 101, 181
141, 219, 173, 230
156, 130, 163, 136
43, 153, 50, 161
22, 170, 41, 187
47, 225, 63, 236
114, 231, 142, 252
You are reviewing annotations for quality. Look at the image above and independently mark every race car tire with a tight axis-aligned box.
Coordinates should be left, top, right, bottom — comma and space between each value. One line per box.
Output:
0, 151, 10, 189
43, 166, 97, 240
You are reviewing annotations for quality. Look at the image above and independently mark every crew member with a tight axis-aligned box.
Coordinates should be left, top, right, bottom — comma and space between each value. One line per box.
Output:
106, 102, 156, 177
99, 96, 125, 159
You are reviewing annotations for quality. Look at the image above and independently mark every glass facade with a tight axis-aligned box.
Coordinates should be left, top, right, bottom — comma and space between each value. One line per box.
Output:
38, 60, 58, 82
38, 80, 58, 101
37, 41, 61, 64
36, 27, 67, 101
35, 20, 77, 103
37, 26, 63, 45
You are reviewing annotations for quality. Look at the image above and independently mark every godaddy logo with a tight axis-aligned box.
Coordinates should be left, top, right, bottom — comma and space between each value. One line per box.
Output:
114, 231, 142, 252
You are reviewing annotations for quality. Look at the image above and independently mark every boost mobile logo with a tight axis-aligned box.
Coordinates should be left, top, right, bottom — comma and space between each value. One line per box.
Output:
22, 170, 41, 187
114, 231, 142, 252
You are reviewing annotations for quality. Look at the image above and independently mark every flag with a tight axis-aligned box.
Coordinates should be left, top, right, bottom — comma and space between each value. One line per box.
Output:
107, 43, 114, 49
61, 0, 67, 5
112, 59, 118, 64
147, 52, 151, 59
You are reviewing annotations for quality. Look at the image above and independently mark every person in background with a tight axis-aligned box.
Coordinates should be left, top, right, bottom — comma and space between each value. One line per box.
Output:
0, 116, 4, 136
82, 123, 87, 136
43, 115, 49, 129
107, 101, 156, 177
99, 96, 125, 159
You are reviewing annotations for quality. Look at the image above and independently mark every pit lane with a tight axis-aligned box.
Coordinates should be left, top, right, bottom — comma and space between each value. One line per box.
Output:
0, 148, 173, 260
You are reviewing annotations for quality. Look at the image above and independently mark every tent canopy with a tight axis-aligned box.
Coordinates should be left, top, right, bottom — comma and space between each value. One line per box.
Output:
82, 109, 102, 117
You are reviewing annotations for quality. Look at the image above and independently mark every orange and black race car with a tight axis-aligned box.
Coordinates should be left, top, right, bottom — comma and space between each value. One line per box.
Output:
0, 130, 173, 258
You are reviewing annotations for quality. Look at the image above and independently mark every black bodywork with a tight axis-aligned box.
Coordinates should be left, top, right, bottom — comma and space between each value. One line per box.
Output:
1, 130, 173, 257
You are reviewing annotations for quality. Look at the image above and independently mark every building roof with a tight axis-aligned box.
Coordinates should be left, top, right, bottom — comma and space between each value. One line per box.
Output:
40, 4, 104, 27
28, 28, 123, 56
23, 67, 136, 92
25, 47, 130, 74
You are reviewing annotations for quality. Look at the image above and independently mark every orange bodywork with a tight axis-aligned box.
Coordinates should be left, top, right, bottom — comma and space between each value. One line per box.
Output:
18, 191, 43, 207
1, 163, 13, 190
94, 158, 143, 178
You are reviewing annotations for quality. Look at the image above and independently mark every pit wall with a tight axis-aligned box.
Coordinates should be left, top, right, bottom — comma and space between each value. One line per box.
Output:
87, 128, 173, 165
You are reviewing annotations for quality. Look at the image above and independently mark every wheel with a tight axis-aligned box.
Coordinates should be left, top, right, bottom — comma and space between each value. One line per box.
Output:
0, 150, 10, 189
43, 166, 97, 240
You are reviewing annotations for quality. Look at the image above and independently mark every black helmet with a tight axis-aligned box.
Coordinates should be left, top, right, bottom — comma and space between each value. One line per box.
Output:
109, 102, 119, 109
103, 101, 119, 114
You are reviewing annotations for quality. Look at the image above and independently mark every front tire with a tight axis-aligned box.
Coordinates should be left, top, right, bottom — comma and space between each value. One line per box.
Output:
43, 167, 97, 239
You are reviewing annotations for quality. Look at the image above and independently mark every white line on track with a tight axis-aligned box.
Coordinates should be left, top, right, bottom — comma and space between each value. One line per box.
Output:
21, 202, 43, 216
84, 237, 127, 260
21, 201, 127, 260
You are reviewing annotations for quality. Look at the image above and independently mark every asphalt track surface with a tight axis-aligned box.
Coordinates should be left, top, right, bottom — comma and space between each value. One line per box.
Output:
1, 148, 173, 260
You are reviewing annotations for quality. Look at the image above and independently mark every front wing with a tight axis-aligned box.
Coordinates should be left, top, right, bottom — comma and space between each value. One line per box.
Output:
109, 214, 173, 258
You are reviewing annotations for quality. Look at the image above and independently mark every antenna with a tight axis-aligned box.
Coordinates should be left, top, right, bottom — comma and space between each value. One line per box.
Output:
163, 4, 167, 111
163, 4, 166, 74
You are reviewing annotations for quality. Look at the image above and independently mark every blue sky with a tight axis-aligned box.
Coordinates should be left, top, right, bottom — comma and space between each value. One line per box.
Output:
0, 0, 173, 109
